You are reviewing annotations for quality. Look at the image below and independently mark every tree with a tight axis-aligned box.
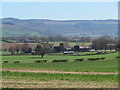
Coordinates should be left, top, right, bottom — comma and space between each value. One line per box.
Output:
35, 44, 45, 58
64, 38, 70, 47
15, 44, 21, 54
21, 43, 31, 54
35, 43, 52, 58
92, 36, 116, 51
40, 36, 49, 43
35, 44, 43, 52
9, 47, 15, 54
41, 50, 45, 58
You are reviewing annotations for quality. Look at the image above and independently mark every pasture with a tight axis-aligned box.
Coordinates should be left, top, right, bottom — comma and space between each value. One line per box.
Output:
2, 52, 118, 88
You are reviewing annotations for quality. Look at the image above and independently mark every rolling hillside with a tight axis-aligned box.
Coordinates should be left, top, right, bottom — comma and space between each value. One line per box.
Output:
1, 18, 118, 38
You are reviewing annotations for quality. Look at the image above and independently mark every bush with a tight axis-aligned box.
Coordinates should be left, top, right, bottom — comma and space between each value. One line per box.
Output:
100, 57, 106, 60
35, 60, 41, 63
88, 58, 97, 61
115, 56, 120, 58
52, 60, 68, 62
4, 61, 8, 63
43, 60, 47, 62
74, 59, 84, 62
35, 60, 47, 63
95, 58, 100, 60
88, 57, 106, 61
14, 61, 20, 63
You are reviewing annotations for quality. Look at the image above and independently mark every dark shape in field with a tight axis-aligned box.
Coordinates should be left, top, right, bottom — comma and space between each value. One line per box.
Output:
88, 58, 98, 61
100, 57, 106, 60
4, 61, 8, 63
41, 51, 45, 58
35, 60, 47, 63
88, 57, 106, 61
115, 56, 120, 58
30, 57, 41, 59
14, 61, 20, 63
52, 60, 68, 62
74, 59, 84, 62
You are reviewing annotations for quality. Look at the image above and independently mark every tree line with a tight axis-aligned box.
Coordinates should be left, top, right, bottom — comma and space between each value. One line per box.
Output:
3, 35, 119, 55
92, 36, 118, 51
7, 43, 51, 55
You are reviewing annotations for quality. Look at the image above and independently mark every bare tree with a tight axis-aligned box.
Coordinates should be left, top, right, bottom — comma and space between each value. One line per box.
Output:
9, 47, 15, 54
35, 44, 44, 58
15, 44, 21, 54
21, 43, 31, 54
92, 36, 116, 51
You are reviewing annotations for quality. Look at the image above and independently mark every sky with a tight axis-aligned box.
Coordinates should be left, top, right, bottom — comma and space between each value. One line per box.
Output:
2, 2, 118, 20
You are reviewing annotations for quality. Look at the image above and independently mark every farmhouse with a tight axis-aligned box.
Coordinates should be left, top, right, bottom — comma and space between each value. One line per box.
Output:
53, 43, 65, 52
63, 51, 75, 54
89, 49, 96, 52
79, 47, 91, 52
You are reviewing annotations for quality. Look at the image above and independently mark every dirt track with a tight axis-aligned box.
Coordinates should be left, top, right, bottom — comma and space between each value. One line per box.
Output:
2, 68, 118, 75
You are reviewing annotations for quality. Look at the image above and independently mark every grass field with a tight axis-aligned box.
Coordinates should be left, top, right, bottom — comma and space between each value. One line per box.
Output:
2, 52, 118, 88
1, 51, 11, 55
2, 71, 118, 88
2, 52, 118, 72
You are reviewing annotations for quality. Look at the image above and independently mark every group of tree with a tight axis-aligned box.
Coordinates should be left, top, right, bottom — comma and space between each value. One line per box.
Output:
8, 43, 32, 54
8, 43, 52, 57
92, 36, 118, 51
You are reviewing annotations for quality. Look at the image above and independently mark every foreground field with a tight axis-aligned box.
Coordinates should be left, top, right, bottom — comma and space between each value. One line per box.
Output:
2, 52, 118, 88
2, 71, 118, 88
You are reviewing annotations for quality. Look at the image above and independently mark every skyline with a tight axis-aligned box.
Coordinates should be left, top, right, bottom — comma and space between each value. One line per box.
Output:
2, 2, 118, 20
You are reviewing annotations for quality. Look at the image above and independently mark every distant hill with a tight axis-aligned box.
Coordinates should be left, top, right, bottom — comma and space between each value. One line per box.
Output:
1, 18, 118, 38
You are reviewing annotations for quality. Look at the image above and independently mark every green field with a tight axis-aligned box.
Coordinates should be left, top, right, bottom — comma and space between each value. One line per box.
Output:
2, 52, 118, 72
1, 51, 11, 55
2, 52, 118, 88
2, 71, 118, 88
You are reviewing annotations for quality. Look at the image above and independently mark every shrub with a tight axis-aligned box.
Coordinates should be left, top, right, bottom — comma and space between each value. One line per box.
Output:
43, 60, 47, 62
100, 57, 106, 60
115, 56, 120, 58
52, 60, 68, 62
88, 57, 106, 61
35, 60, 47, 63
14, 61, 20, 63
35, 60, 41, 63
74, 59, 84, 62
4, 61, 8, 63
88, 58, 97, 61
95, 58, 100, 60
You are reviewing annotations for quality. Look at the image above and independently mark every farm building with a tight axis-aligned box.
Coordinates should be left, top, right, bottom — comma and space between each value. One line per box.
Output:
79, 47, 91, 52
74, 45, 92, 52
63, 51, 75, 54
53, 43, 65, 52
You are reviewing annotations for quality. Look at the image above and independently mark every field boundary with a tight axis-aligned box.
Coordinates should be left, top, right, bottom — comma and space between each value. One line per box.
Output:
2, 68, 118, 75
